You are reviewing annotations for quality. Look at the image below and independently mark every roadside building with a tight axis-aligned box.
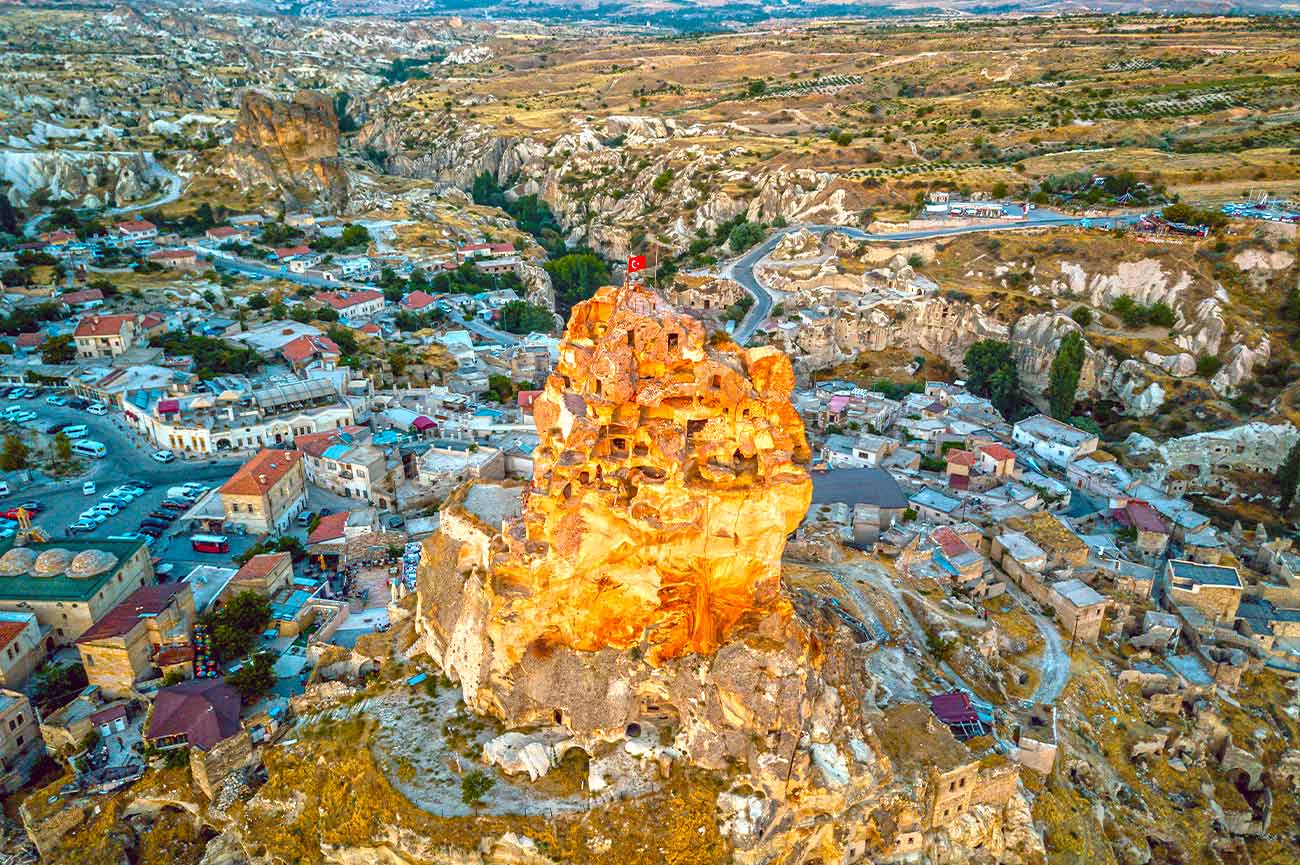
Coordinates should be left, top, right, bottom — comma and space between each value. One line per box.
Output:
316, 289, 384, 323
1011, 414, 1098, 467
1047, 579, 1107, 643
280, 334, 341, 375
219, 449, 308, 534
0, 539, 155, 649
75, 583, 195, 698
74, 313, 138, 359
145, 679, 251, 799
295, 426, 390, 503
147, 248, 198, 269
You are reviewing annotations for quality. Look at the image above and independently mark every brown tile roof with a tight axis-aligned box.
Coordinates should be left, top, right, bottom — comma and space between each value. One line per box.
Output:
146, 679, 242, 751
294, 426, 365, 458
219, 449, 302, 497
280, 334, 340, 364
115, 219, 157, 234
946, 449, 977, 467
308, 511, 348, 544
0, 618, 29, 651
317, 289, 382, 311
61, 288, 104, 306
15, 332, 45, 348
978, 443, 1016, 463
74, 313, 136, 338
76, 582, 188, 644
148, 249, 196, 261
234, 552, 291, 582
154, 645, 196, 667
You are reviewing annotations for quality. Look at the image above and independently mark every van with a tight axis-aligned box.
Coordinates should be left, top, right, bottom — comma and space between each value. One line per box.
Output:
61, 425, 88, 440
71, 440, 107, 459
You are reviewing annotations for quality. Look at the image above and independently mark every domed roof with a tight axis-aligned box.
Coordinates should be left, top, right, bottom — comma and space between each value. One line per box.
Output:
69, 549, 118, 578
33, 548, 74, 577
0, 547, 37, 577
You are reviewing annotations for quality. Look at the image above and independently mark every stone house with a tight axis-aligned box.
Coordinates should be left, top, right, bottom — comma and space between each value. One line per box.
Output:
1114, 500, 1170, 556
0, 539, 156, 649
0, 688, 39, 794
231, 553, 293, 597
1047, 579, 1107, 643
1166, 559, 1243, 624
0, 611, 45, 689
75, 583, 195, 698
73, 313, 138, 359
1011, 414, 1098, 468
1010, 703, 1056, 774
975, 442, 1017, 478
219, 449, 308, 534
145, 679, 251, 800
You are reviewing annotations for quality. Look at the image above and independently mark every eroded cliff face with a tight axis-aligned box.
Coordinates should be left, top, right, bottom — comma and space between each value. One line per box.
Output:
225, 90, 349, 208
0, 149, 162, 209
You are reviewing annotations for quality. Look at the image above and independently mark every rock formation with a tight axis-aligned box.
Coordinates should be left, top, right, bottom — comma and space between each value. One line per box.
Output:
225, 90, 349, 209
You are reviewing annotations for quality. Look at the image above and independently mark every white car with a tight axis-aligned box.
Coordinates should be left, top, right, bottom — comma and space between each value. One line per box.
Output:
81, 481, 97, 495
91, 502, 121, 515
87, 403, 108, 416
45, 395, 67, 406
78, 510, 108, 525
152, 450, 176, 463
104, 491, 136, 504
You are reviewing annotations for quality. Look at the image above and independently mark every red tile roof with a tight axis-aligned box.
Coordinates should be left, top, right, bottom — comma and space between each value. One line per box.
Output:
146, 679, 242, 751
206, 226, 240, 239
294, 426, 366, 458
15, 332, 44, 348
41, 230, 76, 244
115, 219, 157, 234
90, 704, 128, 726
61, 288, 104, 306
76, 583, 188, 644
154, 645, 196, 667
0, 618, 30, 651
280, 334, 341, 365
359, 323, 380, 335
317, 289, 382, 311
74, 313, 135, 338
219, 449, 302, 497
400, 290, 437, 311
1117, 500, 1168, 535
308, 511, 348, 544
978, 443, 1016, 463
932, 526, 972, 558
946, 449, 976, 467
147, 249, 196, 261
517, 390, 542, 413
274, 245, 312, 260
235, 552, 291, 582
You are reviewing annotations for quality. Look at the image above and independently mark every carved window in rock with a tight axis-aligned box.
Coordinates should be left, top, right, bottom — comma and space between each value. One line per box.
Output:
686, 419, 707, 440
667, 332, 679, 350
612, 437, 629, 457
626, 330, 635, 348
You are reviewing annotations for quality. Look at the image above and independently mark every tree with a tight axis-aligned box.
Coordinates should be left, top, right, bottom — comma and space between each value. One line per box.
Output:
0, 435, 28, 472
544, 253, 611, 312
460, 769, 495, 810
248, 293, 269, 310
1070, 306, 1093, 327
498, 300, 554, 334
408, 267, 429, 292
53, 432, 72, 463
204, 591, 271, 661
339, 224, 370, 250
271, 300, 288, 320
727, 220, 765, 254
1283, 285, 1300, 322
41, 334, 75, 364
327, 325, 359, 356
1279, 437, 1300, 513
226, 651, 276, 703
383, 283, 404, 303
1048, 332, 1086, 420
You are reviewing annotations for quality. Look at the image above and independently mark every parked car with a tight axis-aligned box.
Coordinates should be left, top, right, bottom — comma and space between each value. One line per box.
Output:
67, 398, 89, 410
296, 510, 314, 527
91, 502, 121, 515
137, 525, 163, 538
67, 521, 97, 535
82, 481, 97, 496
139, 519, 170, 531
160, 499, 189, 511
78, 511, 108, 525
87, 403, 108, 416
16, 501, 43, 513
152, 450, 176, 463
45, 395, 67, 406
127, 479, 154, 490
148, 510, 177, 522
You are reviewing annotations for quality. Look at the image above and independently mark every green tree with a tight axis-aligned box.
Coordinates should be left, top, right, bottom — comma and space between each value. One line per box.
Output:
1048, 332, 1086, 421
53, 432, 72, 463
1070, 306, 1093, 327
226, 651, 276, 703
248, 293, 269, 310
203, 591, 272, 661
1283, 286, 1300, 322
339, 224, 370, 250
408, 268, 429, 292
327, 325, 359, 356
727, 220, 766, 254
271, 300, 288, 319
498, 300, 554, 334
1279, 437, 1300, 513
460, 769, 496, 810
40, 334, 76, 364
544, 253, 611, 312
0, 435, 28, 472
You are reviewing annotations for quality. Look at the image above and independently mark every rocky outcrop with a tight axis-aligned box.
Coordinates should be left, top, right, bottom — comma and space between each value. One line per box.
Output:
225, 90, 349, 209
0, 149, 161, 209
1050, 259, 1193, 310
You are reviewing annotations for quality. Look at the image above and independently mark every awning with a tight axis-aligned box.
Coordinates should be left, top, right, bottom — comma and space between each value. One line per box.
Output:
189, 395, 215, 409
412, 416, 436, 431
217, 390, 243, 402
156, 398, 179, 414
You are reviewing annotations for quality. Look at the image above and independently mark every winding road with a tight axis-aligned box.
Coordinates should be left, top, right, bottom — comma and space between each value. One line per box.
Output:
19, 152, 184, 238
724, 210, 1141, 345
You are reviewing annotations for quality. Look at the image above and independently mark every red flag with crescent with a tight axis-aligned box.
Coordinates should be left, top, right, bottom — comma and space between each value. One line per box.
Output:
627, 254, 647, 274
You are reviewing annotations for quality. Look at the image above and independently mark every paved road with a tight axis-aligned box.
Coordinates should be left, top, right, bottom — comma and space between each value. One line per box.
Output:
21, 154, 183, 238
0, 398, 241, 544
198, 248, 521, 347
724, 211, 1142, 345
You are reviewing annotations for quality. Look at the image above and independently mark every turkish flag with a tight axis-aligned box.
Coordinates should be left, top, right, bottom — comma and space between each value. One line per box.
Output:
627, 254, 647, 274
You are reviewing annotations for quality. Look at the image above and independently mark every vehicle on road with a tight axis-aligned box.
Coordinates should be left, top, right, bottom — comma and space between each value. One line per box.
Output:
297, 510, 314, 527
81, 481, 97, 495
87, 404, 108, 416
191, 534, 230, 554
152, 450, 176, 463
72, 440, 107, 459
45, 395, 67, 406
61, 425, 88, 440
67, 521, 97, 535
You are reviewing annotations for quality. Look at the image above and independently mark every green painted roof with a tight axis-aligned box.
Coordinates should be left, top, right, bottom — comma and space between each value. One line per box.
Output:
0, 538, 146, 603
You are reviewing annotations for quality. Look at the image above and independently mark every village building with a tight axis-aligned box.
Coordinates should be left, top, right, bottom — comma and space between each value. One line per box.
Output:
1011, 414, 1099, 468
1167, 559, 1243, 625
145, 679, 251, 799
219, 448, 308, 534
1047, 579, 1107, 642
0, 539, 155, 649
295, 426, 391, 503
74, 582, 194, 698
1114, 500, 1171, 556
0, 611, 45, 690
147, 248, 199, 269
73, 313, 139, 359
0, 689, 39, 794
231, 553, 294, 597
280, 334, 341, 374
316, 289, 384, 323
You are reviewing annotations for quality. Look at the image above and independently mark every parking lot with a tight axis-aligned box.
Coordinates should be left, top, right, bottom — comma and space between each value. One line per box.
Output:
0, 392, 243, 546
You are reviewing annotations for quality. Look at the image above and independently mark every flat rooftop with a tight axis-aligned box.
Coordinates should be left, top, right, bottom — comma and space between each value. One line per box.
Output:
1168, 559, 1242, 589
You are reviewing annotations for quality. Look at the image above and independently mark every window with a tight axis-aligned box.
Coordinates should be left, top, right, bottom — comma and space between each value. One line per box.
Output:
85, 655, 95, 666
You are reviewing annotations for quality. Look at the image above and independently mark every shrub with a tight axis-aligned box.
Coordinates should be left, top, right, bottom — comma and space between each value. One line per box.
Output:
1070, 307, 1093, 327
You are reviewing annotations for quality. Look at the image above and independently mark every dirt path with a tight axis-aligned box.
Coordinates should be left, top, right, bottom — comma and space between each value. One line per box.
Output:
1002, 582, 1071, 703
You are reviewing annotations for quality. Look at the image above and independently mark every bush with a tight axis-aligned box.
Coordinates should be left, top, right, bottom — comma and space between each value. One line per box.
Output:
461, 769, 496, 809
1196, 355, 1223, 378
1070, 307, 1093, 327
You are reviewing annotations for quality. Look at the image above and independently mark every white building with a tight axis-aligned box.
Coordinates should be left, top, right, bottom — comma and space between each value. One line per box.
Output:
1012, 414, 1099, 468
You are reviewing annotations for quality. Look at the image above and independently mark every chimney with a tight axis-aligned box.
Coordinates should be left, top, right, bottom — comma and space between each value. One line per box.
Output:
258, 473, 267, 485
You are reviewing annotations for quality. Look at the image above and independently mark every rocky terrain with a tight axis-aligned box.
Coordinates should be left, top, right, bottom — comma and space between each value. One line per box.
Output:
224, 91, 351, 209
